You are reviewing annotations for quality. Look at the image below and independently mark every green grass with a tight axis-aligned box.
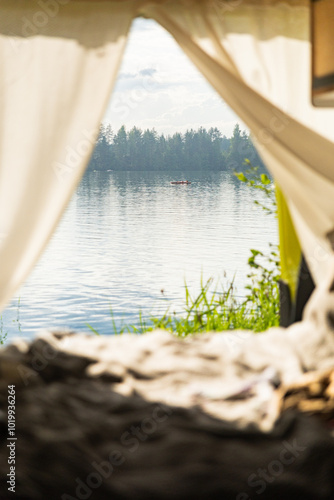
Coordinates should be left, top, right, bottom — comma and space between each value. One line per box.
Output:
146, 275, 279, 336
87, 258, 280, 337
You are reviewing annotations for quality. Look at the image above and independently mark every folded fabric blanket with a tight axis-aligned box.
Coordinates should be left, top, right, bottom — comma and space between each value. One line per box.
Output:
0, 323, 334, 499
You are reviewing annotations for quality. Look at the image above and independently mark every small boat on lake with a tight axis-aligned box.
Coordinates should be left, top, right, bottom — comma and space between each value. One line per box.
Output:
170, 180, 191, 185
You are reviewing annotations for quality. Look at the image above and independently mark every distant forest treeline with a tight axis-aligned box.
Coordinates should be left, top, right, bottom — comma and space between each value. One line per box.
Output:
86, 123, 267, 173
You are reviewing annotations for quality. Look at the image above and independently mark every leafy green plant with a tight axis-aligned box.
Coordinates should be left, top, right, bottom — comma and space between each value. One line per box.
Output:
234, 162, 280, 328
235, 161, 276, 215
243, 244, 280, 331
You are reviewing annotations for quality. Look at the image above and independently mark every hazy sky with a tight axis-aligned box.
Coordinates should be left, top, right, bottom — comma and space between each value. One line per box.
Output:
103, 18, 243, 137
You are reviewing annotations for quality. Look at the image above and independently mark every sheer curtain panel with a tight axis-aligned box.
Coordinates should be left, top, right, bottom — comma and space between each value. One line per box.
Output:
0, 0, 134, 310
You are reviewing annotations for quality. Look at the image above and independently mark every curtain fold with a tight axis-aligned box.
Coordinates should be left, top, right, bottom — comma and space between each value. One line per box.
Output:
0, 0, 135, 311
139, 0, 334, 285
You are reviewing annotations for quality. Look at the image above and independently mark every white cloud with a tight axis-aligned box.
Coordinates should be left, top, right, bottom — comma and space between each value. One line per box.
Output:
104, 18, 245, 137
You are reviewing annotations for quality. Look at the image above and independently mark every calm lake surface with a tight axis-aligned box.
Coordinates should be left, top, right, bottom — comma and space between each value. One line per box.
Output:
3, 170, 277, 342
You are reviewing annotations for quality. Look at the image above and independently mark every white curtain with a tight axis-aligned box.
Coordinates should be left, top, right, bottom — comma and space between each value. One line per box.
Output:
0, 0, 134, 311
1, 0, 334, 314
140, 0, 334, 286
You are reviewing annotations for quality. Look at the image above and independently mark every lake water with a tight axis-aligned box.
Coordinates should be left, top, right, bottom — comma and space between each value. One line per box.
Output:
2, 170, 278, 342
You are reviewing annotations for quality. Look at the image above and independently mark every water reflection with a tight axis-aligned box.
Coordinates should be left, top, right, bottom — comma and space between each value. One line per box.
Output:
2, 170, 277, 341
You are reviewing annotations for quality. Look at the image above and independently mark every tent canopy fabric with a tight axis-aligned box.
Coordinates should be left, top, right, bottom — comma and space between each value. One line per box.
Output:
0, 0, 334, 319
